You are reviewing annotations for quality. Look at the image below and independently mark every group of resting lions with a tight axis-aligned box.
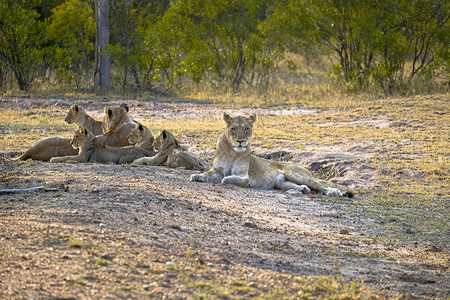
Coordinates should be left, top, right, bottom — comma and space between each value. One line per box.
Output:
16, 104, 347, 197
17, 103, 206, 169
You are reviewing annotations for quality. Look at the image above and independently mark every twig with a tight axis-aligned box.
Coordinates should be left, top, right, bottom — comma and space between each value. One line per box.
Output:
0, 185, 67, 195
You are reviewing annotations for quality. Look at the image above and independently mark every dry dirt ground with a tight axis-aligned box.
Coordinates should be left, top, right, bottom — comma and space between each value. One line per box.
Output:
0, 98, 448, 299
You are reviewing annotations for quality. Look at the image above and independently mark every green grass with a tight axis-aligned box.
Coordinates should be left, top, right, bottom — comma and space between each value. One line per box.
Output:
98, 258, 112, 266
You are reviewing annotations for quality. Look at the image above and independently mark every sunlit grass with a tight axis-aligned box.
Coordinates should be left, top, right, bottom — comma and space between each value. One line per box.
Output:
0, 108, 76, 152
1, 91, 448, 246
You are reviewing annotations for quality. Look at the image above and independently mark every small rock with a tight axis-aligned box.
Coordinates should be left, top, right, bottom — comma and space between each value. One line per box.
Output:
425, 245, 441, 253
244, 220, 256, 228
339, 229, 350, 235
99, 223, 106, 228
101, 254, 113, 261
195, 257, 205, 265
166, 261, 176, 267
143, 283, 156, 291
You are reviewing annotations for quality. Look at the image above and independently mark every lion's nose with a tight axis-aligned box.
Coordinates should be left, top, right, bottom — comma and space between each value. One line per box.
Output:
237, 140, 244, 145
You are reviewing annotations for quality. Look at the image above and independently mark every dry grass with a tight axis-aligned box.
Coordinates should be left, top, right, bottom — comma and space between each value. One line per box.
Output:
0, 59, 448, 298
1, 213, 375, 299
1, 94, 448, 246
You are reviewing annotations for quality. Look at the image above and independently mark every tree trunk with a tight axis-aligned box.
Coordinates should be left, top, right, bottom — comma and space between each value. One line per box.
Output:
94, 0, 112, 89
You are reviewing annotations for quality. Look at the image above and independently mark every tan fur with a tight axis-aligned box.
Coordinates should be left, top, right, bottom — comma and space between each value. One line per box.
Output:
65, 104, 103, 135
16, 104, 136, 162
133, 130, 206, 171
127, 123, 156, 155
190, 113, 342, 196
50, 127, 150, 164
97, 104, 136, 147
16, 137, 78, 161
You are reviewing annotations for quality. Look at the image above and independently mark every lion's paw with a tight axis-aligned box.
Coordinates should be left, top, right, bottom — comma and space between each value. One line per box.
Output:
221, 176, 234, 185
298, 185, 311, 194
325, 188, 342, 197
133, 158, 145, 165
190, 173, 207, 182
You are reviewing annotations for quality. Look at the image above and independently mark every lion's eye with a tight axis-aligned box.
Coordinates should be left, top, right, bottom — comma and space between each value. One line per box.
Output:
231, 128, 236, 133
244, 127, 249, 133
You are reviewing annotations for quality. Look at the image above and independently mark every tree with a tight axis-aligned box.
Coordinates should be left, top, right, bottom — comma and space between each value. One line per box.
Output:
279, 0, 450, 95
370, 0, 449, 94
0, 0, 45, 91
108, 0, 168, 90
47, 0, 95, 89
94, 0, 112, 88
156, 0, 281, 91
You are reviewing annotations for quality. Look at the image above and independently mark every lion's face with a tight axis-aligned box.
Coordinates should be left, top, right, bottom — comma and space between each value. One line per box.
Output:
223, 113, 256, 153
65, 104, 80, 124
102, 104, 129, 133
152, 131, 167, 151
70, 127, 89, 148
127, 123, 144, 145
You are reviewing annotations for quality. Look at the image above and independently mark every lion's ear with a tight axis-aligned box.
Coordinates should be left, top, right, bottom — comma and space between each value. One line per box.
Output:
138, 123, 143, 131
120, 103, 129, 112
71, 104, 79, 112
248, 114, 256, 125
105, 108, 112, 118
223, 113, 232, 125
162, 130, 167, 139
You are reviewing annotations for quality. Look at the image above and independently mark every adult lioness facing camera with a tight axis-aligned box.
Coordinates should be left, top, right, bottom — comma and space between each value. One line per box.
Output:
190, 113, 342, 196
50, 127, 150, 164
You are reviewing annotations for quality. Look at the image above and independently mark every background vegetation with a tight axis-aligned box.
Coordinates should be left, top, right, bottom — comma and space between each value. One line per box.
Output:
0, 0, 448, 99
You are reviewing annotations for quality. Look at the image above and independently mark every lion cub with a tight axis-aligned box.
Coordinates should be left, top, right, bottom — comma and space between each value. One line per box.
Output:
16, 104, 102, 161
65, 104, 103, 135
16, 137, 78, 161
133, 130, 206, 171
127, 122, 156, 155
190, 113, 343, 196
96, 104, 136, 147
50, 127, 150, 164
16, 104, 134, 161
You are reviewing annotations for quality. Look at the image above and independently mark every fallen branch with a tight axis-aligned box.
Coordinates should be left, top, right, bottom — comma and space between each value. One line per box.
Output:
0, 185, 67, 195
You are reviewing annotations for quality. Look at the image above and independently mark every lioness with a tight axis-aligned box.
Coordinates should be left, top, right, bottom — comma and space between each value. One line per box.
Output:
133, 130, 206, 171
190, 113, 342, 196
16, 104, 135, 161
127, 122, 156, 155
65, 104, 103, 135
16, 137, 78, 161
97, 104, 136, 147
17, 104, 102, 161
50, 127, 150, 164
